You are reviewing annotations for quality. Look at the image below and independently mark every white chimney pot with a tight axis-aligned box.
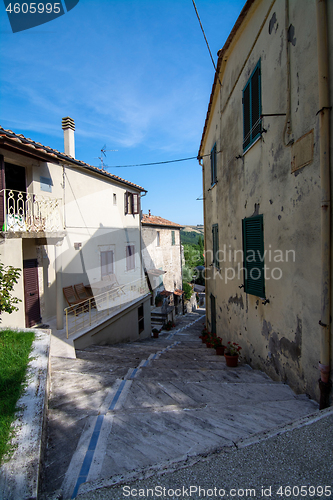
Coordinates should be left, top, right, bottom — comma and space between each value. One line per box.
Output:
62, 116, 75, 158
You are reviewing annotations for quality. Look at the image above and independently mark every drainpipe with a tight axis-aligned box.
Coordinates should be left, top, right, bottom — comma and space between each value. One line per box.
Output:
316, 0, 332, 409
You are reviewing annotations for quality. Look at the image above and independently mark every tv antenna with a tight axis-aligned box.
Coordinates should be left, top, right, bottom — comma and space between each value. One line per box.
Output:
96, 144, 118, 169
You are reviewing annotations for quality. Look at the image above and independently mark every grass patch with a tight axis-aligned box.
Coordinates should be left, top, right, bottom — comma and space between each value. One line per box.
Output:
0, 329, 35, 464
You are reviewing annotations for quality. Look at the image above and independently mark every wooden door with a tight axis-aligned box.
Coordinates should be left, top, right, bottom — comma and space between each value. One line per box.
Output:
23, 259, 41, 327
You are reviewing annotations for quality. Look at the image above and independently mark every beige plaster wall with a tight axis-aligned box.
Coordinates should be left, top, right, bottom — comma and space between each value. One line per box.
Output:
202, 0, 328, 402
0, 146, 145, 327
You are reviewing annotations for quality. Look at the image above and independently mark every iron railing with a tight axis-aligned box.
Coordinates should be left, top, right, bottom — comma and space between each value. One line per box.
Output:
0, 189, 62, 232
65, 277, 150, 338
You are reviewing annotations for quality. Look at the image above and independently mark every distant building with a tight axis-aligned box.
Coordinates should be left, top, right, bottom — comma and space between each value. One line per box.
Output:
199, 0, 332, 405
141, 212, 184, 313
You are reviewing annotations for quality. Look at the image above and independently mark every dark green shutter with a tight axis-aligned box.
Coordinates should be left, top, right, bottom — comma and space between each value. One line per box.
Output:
211, 143, 217, 186
243, 84, 251, 149
243, 60, 261, 151
171, 231, 175, 245
210, 294, 216, 335
212, 224, 219, 268
251, 65, 261, 140
242, 215, 265, 297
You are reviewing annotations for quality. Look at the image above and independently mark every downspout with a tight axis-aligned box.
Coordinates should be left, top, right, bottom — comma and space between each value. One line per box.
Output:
316, 0, 332, 409
283, 0, 293, 145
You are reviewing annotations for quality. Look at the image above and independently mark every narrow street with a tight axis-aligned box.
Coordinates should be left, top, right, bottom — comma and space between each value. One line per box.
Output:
40, 309, 322, 499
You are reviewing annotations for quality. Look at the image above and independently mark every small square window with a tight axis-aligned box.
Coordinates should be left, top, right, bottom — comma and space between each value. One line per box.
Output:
101, 250, 114, 278
126, 244, 135, 271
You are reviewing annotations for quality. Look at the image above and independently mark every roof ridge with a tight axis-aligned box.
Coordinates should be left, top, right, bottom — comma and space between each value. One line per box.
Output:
0, 125, 146, 192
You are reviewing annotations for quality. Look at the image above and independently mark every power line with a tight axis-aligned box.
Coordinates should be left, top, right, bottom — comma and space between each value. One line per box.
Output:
191, 0, 222, 85
99, 151, 216, 169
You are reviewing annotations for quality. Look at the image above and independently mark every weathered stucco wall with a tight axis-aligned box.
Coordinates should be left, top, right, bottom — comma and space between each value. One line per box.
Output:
201, 0, 331, 402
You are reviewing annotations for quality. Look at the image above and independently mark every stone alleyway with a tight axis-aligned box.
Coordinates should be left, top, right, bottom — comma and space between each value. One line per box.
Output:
41, 309, 318, 499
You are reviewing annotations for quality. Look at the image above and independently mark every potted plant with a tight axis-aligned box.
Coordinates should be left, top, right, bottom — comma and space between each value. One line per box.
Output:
199, 326, 209, 343
163, 320, 175, 331
155, 294, 163, 307
224, 341, 242, 367
152, 328, 160, 338
205, 332, 216, 348
211, 336, 226, 356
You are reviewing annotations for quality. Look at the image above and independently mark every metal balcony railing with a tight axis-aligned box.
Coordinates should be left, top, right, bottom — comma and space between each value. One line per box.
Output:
0, 189, 63, 232
65, 277, 150, 338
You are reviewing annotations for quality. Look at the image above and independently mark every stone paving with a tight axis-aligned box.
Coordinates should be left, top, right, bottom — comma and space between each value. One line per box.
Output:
41, 309, 318, 499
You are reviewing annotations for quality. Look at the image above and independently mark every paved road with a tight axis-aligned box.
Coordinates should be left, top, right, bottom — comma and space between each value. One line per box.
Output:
41, 309, 324, 500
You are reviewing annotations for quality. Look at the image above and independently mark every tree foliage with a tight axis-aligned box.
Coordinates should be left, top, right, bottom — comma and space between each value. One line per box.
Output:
0, 263, 21, 319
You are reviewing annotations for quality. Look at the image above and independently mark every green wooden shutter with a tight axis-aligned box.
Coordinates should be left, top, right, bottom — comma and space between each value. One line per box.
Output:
243, 60, 261, 151
210, 143, 217, 186
210, 294, 216, 335
212, 224, 219, 268
171, 231, 175, 245
242, 215, 265, 297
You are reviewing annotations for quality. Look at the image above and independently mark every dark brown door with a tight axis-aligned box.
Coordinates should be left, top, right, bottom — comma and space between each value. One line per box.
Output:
23, 259, 41, 327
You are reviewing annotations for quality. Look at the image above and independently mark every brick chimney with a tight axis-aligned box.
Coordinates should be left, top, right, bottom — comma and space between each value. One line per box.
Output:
62, 116, 75, 158
148, 209, 151, 217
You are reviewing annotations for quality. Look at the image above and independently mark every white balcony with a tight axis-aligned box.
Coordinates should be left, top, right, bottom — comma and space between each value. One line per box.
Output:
0, 189, 63, 233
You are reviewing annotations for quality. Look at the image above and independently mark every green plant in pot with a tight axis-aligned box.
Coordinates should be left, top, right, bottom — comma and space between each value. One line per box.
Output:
211, 336, 225, 355
224, 341, 242, 366
152, 328, 160, 338
155, 294, 163, 307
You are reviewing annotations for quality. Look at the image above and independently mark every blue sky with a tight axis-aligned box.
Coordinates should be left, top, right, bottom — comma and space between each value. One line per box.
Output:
0, 0, 245, 225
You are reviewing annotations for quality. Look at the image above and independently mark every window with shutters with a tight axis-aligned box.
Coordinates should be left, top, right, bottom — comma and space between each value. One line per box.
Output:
210, 143, 217, 186
242, 214, 265, 298
126, 244, 135, 271
212, 224, 219, 268
101, 250, 114, 278
124, 192, 140, 215
171, 230, 175, 246
156, 231, 160, 247
210, 294, 216, 335
243, 60, 261, 151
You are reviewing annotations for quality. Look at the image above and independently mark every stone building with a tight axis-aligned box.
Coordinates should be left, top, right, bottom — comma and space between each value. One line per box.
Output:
141, 212, 183, 312
199, 0, 333, 406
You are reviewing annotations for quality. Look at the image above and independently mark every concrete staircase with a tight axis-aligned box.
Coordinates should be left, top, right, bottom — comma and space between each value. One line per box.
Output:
42, 309, 318, 499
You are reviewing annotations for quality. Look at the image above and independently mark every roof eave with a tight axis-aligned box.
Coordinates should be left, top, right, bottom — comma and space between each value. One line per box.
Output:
198, 0, 257, 157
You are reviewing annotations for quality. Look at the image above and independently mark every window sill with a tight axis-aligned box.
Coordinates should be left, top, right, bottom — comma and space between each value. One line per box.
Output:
243, 135, 261, 155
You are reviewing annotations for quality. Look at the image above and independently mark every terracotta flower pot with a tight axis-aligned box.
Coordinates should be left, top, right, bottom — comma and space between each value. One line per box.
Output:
216, 346, 225, 356
153, 331, 159, 338
224, 353, 239, 367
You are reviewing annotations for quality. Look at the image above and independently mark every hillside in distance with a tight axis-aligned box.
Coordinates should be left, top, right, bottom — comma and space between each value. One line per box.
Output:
181, 225, 204, 245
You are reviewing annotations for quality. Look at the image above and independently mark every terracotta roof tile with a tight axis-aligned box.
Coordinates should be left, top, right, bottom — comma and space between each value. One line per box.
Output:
141, 213, 183, 228
0, 126, 146, 192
